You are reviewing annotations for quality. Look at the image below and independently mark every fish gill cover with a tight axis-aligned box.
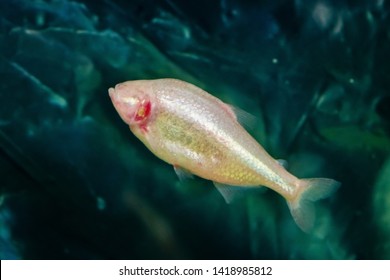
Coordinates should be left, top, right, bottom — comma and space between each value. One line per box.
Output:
0, 0, 389, 259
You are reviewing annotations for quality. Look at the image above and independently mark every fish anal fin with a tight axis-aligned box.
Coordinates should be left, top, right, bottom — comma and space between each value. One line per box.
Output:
213, 182, 265, 204
173, 165, 194, 181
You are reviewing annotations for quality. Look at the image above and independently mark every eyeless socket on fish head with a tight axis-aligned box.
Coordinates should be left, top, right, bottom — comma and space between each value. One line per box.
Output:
108, 82, 151, 126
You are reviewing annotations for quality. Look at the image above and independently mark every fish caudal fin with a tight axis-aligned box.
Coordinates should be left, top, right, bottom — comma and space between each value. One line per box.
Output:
287, 178, 340, 232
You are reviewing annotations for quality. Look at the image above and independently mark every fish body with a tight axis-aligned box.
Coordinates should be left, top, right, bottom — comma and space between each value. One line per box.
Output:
109, 78, 339, 232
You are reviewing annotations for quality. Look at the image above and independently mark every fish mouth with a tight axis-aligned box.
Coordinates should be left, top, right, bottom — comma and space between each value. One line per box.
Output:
108, 87, 116, 100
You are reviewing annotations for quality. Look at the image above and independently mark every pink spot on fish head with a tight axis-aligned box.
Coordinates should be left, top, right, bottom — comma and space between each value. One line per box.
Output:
108, 82, 152, 128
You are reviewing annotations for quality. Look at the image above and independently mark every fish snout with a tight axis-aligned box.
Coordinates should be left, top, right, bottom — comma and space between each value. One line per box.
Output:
108, 87, 116, 100
108, 83, 141, 125
108, 83, 131, 102
108, 86, 125, 117
108, 83, 124, 99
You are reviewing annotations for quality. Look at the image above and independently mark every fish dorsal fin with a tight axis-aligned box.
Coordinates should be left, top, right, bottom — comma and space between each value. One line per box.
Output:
230, 105, 258, 130
276, 159, 288, 169
173, 165, 194, 181
221, 102, 257, 131
213, 182, 264, 204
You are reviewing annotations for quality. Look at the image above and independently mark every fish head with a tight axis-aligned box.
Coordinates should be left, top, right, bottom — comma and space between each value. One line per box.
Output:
108, 81, 153, 128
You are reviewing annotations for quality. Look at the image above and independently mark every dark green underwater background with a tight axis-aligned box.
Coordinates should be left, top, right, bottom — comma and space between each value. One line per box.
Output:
0, 0, 389, 259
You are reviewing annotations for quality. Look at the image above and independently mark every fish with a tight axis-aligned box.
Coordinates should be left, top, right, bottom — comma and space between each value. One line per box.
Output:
108, 78, 340, 232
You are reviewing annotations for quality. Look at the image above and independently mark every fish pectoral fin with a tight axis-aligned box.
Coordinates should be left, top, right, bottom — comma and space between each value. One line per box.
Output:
213, 182, 265, 204
173, 165, 194, 181
276, 159, 288, 169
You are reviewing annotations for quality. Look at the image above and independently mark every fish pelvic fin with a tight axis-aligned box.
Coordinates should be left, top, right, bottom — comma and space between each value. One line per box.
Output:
287, 178, 340, 233
173, 165, 194, 181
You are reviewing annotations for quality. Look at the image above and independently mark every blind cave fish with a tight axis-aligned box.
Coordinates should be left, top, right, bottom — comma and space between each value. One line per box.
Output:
108, 78, 340, 232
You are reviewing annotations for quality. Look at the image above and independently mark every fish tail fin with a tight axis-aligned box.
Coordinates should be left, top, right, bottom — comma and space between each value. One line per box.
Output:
287, 178, 340, 232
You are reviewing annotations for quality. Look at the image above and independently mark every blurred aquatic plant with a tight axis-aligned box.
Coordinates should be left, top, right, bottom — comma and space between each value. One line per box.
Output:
0, 0, 389, 259
0, 204, 20, 259
373, 157, 390, 259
